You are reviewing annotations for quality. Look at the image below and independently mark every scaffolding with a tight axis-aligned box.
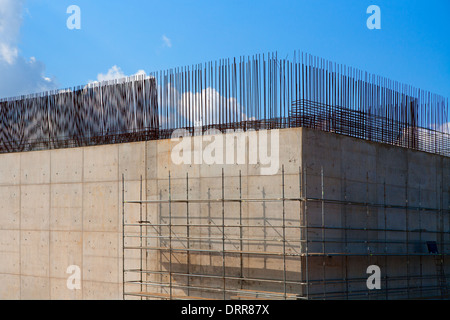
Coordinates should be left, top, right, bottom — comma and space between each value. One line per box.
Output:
122, 165, 450, 300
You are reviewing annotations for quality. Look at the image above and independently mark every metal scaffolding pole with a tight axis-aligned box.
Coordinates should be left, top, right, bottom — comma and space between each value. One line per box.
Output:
186, 172, 190, 296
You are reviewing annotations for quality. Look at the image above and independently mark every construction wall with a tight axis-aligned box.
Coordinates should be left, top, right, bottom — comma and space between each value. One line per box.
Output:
129, 128, 302, 300
301, 129, 450, 299
128, 128, 450, 300
0, 142, 146, 299
0, 127, 448, 299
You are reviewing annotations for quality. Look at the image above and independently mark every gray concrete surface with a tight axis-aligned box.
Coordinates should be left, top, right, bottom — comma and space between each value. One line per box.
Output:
0, 127, 448, 299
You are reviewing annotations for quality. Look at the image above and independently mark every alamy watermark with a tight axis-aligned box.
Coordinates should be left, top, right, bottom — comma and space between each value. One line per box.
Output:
366, 265, 381, 290
66, 265, 81, 290
170, 126, 280, 175
366, 5, 381, 30
66, 5, 81, 30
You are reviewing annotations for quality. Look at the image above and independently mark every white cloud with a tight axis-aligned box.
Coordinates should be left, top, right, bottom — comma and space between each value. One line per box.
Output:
0, 0, 23, 48
179, 87, 248, 126
0, 43, 18, 64
96, 65, 126, 82
162, 35, 172, 48
88, 66, 149, 84
135, 69, 146, 76
0, 55, 58, 98
159, 83, 249, 127
0, 0, 57, 98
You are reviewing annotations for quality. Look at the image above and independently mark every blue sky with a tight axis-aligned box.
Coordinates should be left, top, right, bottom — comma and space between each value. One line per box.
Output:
1, 0, 449, 99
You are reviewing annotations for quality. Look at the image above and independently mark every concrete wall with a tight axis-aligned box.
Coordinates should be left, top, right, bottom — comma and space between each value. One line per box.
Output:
301, 129, 450, 299
0, 127, 448, 299
0, 143, 146, 299
137, 128, 302, 299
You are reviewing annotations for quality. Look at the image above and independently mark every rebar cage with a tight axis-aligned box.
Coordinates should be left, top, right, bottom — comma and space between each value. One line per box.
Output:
1, 51, 449, 157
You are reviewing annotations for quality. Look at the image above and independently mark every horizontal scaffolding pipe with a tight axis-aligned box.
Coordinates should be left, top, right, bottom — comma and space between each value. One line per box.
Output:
124, 268, 446, 289
124, 234, 450, 247
124, 269, 307, 286
124, 281, 297, 299
124, 222, 450, 236
125, 197, 449, 214
123, 245, 450, 257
